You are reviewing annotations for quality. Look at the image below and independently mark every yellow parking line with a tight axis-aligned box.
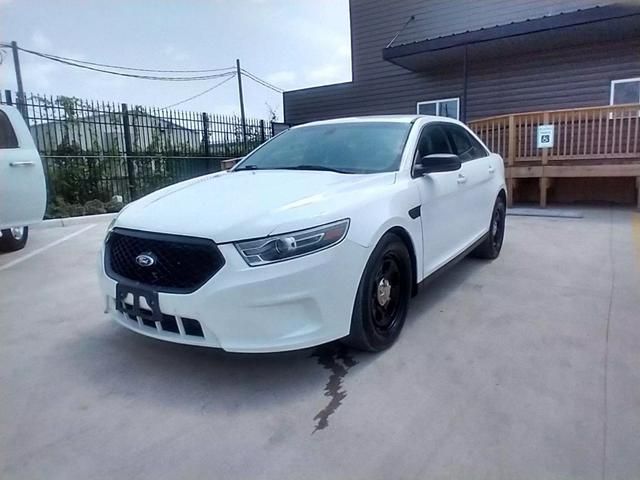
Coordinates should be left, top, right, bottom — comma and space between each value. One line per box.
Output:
633, 212, 640, 266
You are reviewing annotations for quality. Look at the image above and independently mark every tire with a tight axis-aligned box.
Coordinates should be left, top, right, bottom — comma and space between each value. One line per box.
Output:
473, 196, 506, 260
0, 226, 29, 252
344, 233, 412, 352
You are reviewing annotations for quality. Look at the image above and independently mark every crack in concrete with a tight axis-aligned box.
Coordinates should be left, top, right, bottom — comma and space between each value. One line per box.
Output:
311, 344, 357, 433
601, 207, 615, 480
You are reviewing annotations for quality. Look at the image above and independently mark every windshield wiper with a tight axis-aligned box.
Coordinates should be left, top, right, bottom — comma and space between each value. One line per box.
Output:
275, 165, 354, 174
234, 164, 260, 171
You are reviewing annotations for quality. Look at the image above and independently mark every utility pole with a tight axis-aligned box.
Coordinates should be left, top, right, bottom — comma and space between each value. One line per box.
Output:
235, 59, 247, 146
10, 41, 27, 120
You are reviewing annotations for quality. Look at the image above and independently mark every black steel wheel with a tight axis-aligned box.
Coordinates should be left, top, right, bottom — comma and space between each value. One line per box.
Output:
473, 196, 506, 259
345, 232, 412, 352
0, 226, 29, 252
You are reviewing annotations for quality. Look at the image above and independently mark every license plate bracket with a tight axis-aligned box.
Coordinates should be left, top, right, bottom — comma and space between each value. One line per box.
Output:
115, 283, 162, 323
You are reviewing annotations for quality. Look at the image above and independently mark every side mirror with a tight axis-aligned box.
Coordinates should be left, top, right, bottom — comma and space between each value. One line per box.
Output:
414, 154, 461, 176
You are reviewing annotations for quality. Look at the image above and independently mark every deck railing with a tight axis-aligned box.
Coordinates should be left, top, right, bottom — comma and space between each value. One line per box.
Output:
468, 104, 640, 207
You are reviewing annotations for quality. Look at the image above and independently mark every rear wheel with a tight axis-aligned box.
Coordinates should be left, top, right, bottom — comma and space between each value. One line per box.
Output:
345, 233, 412, 352
473, 196, 505, 259
0, 226, 29, 252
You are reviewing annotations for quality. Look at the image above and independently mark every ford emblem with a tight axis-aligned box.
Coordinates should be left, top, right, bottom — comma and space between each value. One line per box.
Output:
135, 253, 156, 267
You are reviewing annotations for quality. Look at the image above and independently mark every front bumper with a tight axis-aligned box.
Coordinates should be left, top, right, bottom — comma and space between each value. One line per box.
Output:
99, 238, 369, 352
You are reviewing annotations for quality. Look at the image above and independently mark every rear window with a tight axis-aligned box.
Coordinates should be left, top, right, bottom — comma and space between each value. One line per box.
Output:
0, 110, 19, 149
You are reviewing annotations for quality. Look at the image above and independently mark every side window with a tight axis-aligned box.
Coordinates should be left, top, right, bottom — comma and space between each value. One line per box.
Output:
445, 125, 487, 161
417, 125, 453, 158
0, 111, 19, 149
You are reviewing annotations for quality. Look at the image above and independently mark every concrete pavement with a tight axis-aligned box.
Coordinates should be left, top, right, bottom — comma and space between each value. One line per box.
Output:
0, 208, 639, 479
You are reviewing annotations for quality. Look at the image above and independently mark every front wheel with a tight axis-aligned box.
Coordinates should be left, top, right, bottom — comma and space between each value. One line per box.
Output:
344, 233, 412, 352
0, 226, 29, 252
473, 196, 505, 259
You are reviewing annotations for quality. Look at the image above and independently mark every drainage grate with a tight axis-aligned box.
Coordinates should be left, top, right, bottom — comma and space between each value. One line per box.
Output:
507, 208, 583, 218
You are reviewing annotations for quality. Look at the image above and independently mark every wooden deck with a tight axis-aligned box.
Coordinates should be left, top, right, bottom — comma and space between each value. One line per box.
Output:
469, 104, 640, 208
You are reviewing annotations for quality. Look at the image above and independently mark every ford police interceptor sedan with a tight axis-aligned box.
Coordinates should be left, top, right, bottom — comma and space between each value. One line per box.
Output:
99, 116, 506, 353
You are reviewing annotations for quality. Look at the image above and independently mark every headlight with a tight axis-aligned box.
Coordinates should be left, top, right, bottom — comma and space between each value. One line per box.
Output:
105, 204, 130, 238
106, 215, 117, 233
234, 219, 350, 266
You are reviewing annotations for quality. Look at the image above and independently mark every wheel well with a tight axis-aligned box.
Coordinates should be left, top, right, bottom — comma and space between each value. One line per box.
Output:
387, 226, 418, 297
498, 189, 507, 204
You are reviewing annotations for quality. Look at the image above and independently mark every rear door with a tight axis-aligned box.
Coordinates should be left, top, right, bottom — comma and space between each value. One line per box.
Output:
0, 106, 47, 229
443, 123, 494, 241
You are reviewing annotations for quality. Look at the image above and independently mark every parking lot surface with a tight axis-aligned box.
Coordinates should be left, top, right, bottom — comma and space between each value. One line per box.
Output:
1, 207, 639, 479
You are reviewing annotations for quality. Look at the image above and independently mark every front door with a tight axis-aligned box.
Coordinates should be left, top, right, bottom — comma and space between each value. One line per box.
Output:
412, 124, 467, 276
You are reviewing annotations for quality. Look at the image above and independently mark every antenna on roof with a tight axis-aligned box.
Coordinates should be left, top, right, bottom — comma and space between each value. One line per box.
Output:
386, 15, 416, 49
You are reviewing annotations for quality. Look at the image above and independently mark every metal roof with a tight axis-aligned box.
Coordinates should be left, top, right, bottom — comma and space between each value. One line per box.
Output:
383, 4, 640, 71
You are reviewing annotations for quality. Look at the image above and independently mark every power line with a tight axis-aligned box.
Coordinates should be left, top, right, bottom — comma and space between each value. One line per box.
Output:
162, 73, 236, 109
1, 44, 236, 81
240, 68, 284, 93
0, 43, 286, 91
241, 69, 283, 92
0, 43, 235, 74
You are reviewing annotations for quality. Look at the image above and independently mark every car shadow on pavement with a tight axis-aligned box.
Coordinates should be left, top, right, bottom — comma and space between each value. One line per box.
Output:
405, 256, 489, 325
61, 255, 486, 429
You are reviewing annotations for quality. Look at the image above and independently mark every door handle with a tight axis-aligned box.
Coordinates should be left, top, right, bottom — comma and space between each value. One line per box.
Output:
9, 161, 36, 167
488, 165, 496, 174
457, 174, 467, 184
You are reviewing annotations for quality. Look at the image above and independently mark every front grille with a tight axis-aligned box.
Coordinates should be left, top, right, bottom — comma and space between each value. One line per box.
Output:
106, 228, 225, 293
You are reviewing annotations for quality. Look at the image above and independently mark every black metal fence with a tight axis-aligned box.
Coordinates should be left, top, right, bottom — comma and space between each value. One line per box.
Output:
1, 90, 289, 217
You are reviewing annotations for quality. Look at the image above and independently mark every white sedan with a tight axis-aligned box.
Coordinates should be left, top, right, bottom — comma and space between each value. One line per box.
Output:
99, 115, 506, 353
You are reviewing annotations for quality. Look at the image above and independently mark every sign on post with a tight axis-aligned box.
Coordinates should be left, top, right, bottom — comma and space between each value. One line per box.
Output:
537, 124, 554, 148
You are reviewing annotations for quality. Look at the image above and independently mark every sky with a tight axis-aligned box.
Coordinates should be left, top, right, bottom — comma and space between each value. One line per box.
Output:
0, 0, 352, 120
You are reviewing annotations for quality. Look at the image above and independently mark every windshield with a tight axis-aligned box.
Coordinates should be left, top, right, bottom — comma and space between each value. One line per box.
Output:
236, 122, 412, 174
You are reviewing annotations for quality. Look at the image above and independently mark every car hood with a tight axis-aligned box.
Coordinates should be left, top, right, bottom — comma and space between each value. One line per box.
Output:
115, 170, 397, 242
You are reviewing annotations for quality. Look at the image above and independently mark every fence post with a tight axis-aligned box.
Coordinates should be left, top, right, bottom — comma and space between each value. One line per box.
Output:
507, 114, 516, 207
202, 112, 214, 172
259, 119, 266, 143
539, 111, 550, 208
121, 103, 136, 201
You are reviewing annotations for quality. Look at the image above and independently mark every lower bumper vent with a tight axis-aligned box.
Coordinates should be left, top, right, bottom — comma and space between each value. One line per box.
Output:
118, 300, 204, 338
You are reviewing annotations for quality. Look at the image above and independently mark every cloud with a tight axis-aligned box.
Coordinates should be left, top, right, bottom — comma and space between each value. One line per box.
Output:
162, 45, 191, 63
336, 44, 350, 60
21, 60, 58, 91
265, 70, 297, 87
31, 30, 53, 50
306, 63, 349, 85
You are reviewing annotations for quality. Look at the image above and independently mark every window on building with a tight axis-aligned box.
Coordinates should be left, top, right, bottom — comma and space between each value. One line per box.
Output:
610, 78, 640, 105
0, 110, 19, 149
416, 98, 460, 120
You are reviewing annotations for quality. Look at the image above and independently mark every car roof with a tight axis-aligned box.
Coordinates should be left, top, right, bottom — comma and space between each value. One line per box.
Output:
294, 115, 462, 128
